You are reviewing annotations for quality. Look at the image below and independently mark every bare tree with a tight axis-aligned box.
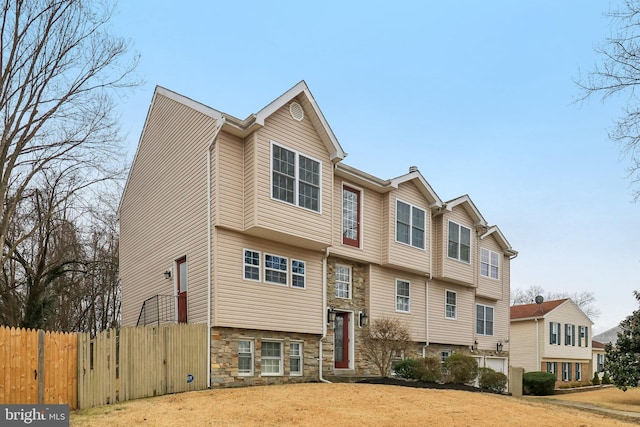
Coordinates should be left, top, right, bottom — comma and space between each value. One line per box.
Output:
0, 0, 138, 267
576, 1, 640, 200
511, 285, 601, 320
360, 316, 412, 377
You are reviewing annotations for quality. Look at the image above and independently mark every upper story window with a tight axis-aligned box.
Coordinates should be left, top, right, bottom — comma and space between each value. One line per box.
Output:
476, 304, 493, 336
335, 264, 351, 299
271, 142, 321, 212
564, 324, 575, 346
264, 254, 288, 286
578, 325, 589, 347
396, 279, 410, 313
448, 221, 471, 263
243, 249, 261, 281
445, 290, 457, 319
480, 248, 499, 279
549, 321, 561, 345
396, 200, 425, 249
342, 185, 361, 247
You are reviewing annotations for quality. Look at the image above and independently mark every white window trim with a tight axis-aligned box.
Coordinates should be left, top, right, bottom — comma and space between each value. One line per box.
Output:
395, 279, 411, 313
480, 248, 500, 280
291, 259, 306, 289
445, 289, 457, 320
335, 264, 352, 299
576, 362, 582, 381
238, 340, 254, 376
264, 253, 288, 286
447, 220, 472, 263
476, 303, 494, 336
243, 249, 261, 282
440, 350, 451, 364
289, 341, 303, 376
395, 198, 427, 250
260, 340, 283, 376
270, 141, 323, 213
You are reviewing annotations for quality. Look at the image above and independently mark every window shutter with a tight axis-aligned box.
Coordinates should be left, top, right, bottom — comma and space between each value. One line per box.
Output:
549, 322, 553, 344
572, 325, 576, 346
585, 326, 589, 346
564, 324, 568, 345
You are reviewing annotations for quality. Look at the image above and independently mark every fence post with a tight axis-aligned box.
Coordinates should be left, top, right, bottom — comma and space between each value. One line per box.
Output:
37, 330, 44, 404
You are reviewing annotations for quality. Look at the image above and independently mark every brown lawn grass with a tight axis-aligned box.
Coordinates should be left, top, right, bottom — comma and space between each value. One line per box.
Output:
70, 383, 640, 427
542, 386, 640, 413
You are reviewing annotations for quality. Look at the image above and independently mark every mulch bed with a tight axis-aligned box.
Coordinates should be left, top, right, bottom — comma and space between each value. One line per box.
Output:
356, 377, 483, 392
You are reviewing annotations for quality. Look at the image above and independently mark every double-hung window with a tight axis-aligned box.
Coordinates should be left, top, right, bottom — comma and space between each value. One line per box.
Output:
562, 362, 572, 381
238, 340, 254, 376
261, 341, 283, 376
564, 324, 575, 346
476, 304, 494, 335
578, 326, 589, 347
597, 354, 605, 372
290, 342, 303, 376
547, 361, 557, 379
445, 290, 457, 319
291, 260, 305, 289
342, 186, 361, 247
576, 363, 582, 381
243, 249, 261, 281
448, 221, 471, 262
264, 254, 288, 286
550, 322, 560, 345
480, 249, 499, 279
335, 265, 351, 299
396, 280, 410, 313
272, 143, 321, 212
396, 200, 426, 249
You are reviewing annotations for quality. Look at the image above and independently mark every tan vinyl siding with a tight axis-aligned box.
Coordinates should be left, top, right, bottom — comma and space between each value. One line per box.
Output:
120, 94, 216, 326
368, 265, 426, 341
510, 320, 542, 372
243, 133, 257, 228
440, 209, 474, 285
252, 102, 332, 245
330, 180, 383, 263
214, 228, 323, 334
476, 235, 505, 300
475, 295, 508, 351
428, 280, 473, 346
384, 182, 431, 274
216, 131, 244, 230
542, 302, 592, 360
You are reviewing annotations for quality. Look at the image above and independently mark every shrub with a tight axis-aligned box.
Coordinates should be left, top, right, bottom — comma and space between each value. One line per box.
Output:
393, 358, 418, 380
413, 356, 443, 383
478, 367, 507, 393
602, 371, 612, 385
523, 371, 556, 396
592, 371, 601, 385
361, 317, 412, 377
443, 353, 478, 384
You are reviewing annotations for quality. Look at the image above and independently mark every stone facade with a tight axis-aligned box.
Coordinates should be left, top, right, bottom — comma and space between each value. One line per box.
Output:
210, 327, 320, 387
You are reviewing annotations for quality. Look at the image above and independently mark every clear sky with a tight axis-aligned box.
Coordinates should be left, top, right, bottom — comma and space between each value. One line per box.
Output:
111, 1, 640, 334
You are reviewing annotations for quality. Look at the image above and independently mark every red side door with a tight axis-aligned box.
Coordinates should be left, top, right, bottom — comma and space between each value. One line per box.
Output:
177, 257, 187, 323
334, 312, 350, 369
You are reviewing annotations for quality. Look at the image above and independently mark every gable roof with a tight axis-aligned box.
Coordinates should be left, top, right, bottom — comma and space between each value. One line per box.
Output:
220, 80, 346, 162
510, 298, 569, 321
438, 194, 487, 229
592, 340, 606, 350
481, 225, 518, 257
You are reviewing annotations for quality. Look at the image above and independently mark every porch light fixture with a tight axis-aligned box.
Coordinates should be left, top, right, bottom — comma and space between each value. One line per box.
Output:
358, 310, 369, 328
496, 341, 503, 353
470, 340, 478, 352
163, 270, 171, 279
327, 307, 336, 328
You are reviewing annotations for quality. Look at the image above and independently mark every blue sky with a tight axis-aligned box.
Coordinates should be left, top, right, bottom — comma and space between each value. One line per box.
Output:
112, 1, 639, 334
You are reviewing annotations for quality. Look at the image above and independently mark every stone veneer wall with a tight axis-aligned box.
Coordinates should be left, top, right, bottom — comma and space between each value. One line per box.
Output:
210, 327, 320, 387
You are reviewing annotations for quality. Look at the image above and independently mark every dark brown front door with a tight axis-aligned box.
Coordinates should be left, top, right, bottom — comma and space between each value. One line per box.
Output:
177, 257, 187, 323
334, 312, 350, 369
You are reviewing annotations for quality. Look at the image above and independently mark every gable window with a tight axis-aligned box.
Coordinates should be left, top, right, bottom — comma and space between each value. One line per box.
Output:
445, 290, 457, 319
396, 200, 426, 249
335, 265, 351, 299
243, 249, 261, 281
550, 322, 560, 345
272, 143, 321, 212
480, 249, 499, 279
448, 221, 471, 262
291, 260, 306, 289
396, 279, 410, 313
261, 341, 283, 376
576, 363, 582, 381
476, 304, 494, 335
238, 340, 254, 376
547, 361, 557, 379
564, 324, 575, 346
562, 362, 572, 381
578, 326, 589, 347
290, 342, 303, 376
342, 186, 361, 247
265, 254, 288, 286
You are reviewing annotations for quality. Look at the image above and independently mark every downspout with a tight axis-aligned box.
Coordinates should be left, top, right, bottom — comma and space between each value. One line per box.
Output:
319, 247, 331, 383
423, 215, 433, 357
206, 120, 224, 388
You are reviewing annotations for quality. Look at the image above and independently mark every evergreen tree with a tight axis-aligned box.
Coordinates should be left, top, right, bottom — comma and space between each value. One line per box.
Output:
604, 291, 640, 391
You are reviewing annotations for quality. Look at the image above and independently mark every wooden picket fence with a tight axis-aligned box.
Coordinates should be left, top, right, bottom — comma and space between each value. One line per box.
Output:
0, 323, 209, 410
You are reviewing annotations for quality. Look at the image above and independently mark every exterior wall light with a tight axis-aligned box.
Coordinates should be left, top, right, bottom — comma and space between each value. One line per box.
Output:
163, 270, 172, 279
358, 310, 369, 328
496, 341, 503, 353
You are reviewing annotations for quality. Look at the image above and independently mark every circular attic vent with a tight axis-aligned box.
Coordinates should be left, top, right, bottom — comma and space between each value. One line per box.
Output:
289, 102, 304, 121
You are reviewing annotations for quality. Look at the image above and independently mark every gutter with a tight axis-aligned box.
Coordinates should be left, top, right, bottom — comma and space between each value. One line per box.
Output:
319, 247, 331, 383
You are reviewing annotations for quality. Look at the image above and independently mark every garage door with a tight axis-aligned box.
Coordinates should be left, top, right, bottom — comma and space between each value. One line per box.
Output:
486, 357, 507, 374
